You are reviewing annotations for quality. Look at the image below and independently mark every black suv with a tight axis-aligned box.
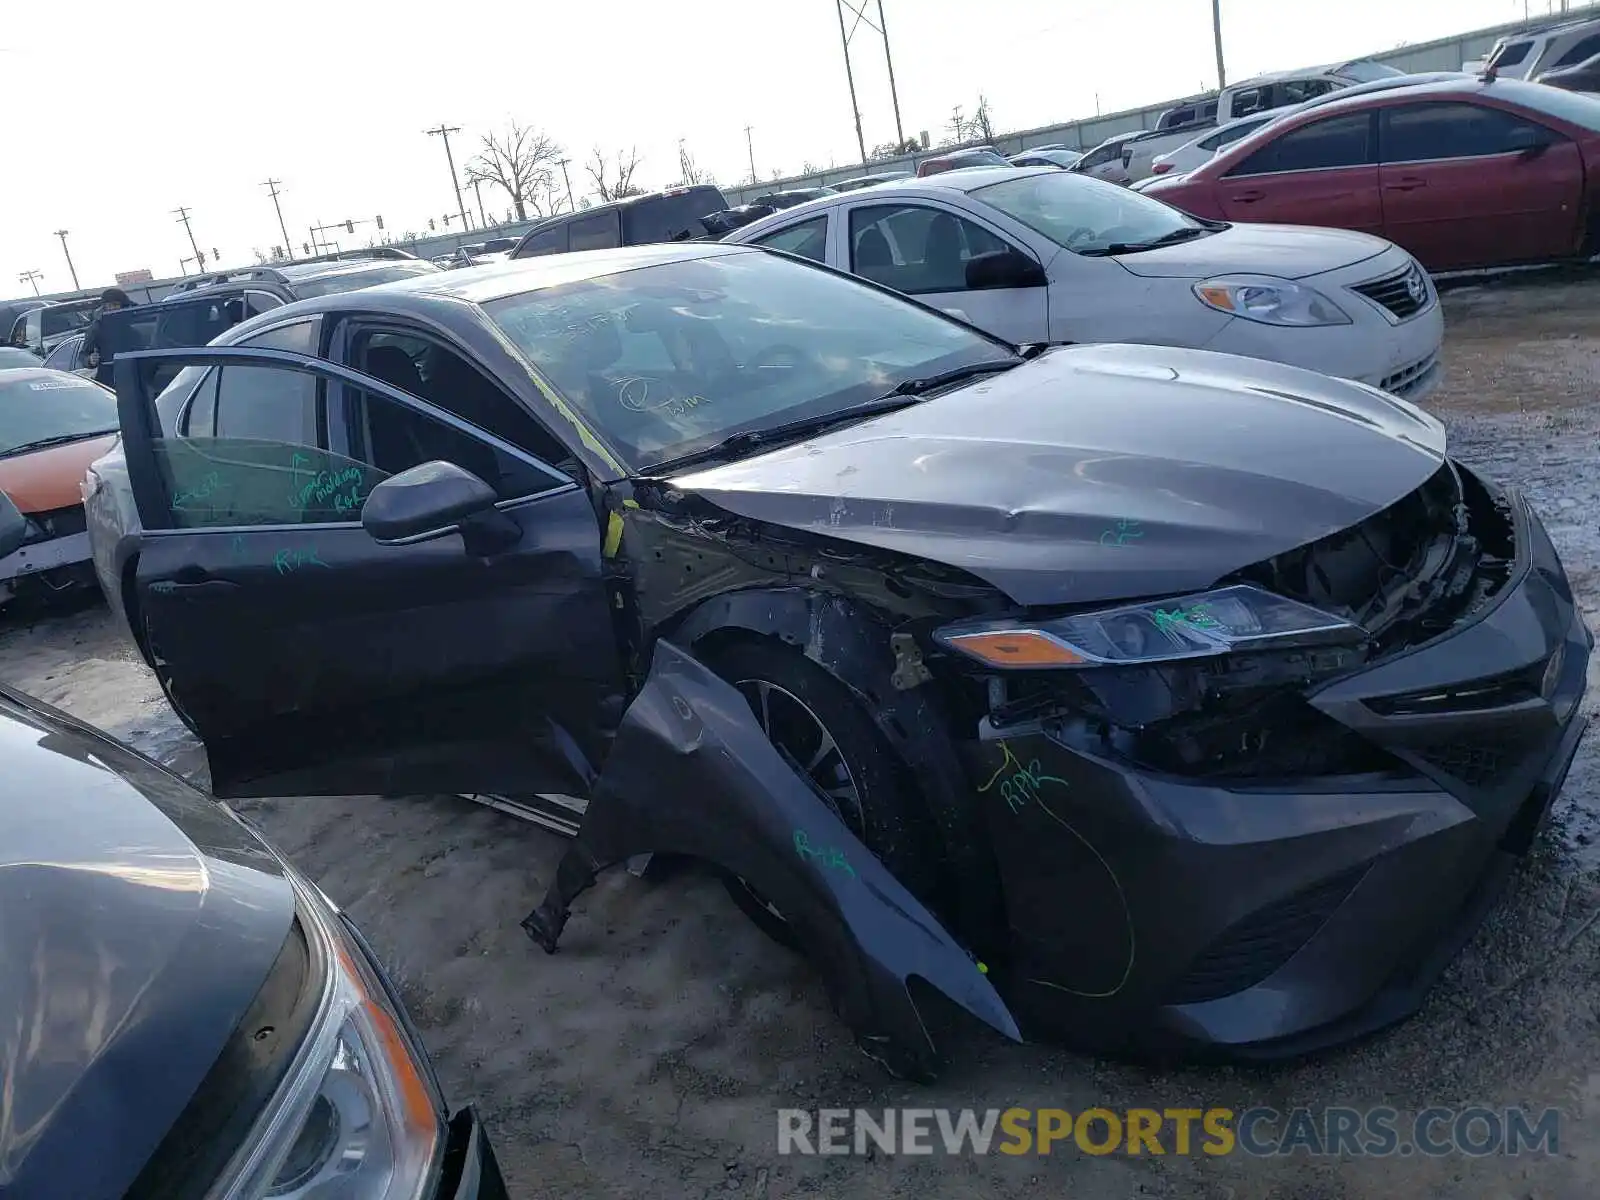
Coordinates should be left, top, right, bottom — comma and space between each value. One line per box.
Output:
509, 185, 728, 257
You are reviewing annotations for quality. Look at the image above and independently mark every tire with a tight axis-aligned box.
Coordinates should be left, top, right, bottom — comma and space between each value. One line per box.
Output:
702, 638, 937, 950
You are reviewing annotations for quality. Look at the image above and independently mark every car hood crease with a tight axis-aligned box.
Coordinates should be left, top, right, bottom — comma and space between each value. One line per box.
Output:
671, 344, 1446, 607
1113, 222, 1392, 279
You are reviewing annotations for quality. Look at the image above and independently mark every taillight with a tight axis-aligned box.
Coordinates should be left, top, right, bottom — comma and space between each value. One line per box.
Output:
1152, 161, 1172, 174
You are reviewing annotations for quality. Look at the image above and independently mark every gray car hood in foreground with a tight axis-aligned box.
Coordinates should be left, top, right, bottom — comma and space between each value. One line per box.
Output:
0, 691, 294, 1200
1111, 222, 1391, 280
673, 343, 1446, 608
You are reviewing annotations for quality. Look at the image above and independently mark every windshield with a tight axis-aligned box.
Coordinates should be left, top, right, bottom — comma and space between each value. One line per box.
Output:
0, 371, 119, 457
974, 171, 1204, 254
1497, 78, 1600, 131
291, 263, 437, 298
482, 248, 1012, 472
41, 306, 92, 338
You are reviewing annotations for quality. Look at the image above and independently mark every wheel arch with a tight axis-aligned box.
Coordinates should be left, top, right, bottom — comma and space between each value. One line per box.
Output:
666, 586, 1007, 953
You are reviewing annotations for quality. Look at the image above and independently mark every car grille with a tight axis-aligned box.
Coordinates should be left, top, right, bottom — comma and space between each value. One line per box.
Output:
1406, 737, 1530, 789
1351, 261, 1430, 320
1166, 866, 1367, 1005
1381, 351, 1438, 398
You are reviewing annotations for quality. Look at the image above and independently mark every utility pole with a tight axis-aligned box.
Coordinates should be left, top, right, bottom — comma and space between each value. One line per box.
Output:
470, 177, 488, 227
744, 125, 757, 184
555, 158, 575, 213
1211, 0, 1227, 88
876, 1, 905, 148
53, 230, 79, 290
18, 270, 43, 296
425, 124, 471, 234
261, 179, 293, 260
173, 207, 205, 273
834, 0, 868, 164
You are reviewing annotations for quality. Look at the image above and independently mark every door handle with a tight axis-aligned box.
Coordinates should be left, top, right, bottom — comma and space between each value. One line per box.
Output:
1229, 189, 1265, 203
152, 578, 241, 596
1384, 178, 1427, 191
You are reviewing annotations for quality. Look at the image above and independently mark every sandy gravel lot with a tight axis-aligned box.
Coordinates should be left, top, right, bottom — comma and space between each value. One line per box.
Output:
3, 273, 1598, 1199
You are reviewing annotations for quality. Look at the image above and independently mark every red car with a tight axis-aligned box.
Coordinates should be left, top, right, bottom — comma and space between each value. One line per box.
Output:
1142, 77, 1600, 272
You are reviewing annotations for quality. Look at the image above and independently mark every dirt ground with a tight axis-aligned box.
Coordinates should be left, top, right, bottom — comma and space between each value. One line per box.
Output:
4, 275, 1600, 1199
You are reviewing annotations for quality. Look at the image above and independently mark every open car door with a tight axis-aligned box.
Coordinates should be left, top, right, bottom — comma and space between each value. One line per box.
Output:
114, 346, 623, 799
524, 640, 1021, 1081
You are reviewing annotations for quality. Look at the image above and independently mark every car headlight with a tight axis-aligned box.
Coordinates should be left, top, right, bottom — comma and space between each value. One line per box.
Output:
934, 583, 1365, 669
213, 876, 443, 1200
1193, 275, 1351, 327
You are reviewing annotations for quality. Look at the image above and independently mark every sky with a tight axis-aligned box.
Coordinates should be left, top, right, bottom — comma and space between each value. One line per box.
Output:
0, 0, 1567, 294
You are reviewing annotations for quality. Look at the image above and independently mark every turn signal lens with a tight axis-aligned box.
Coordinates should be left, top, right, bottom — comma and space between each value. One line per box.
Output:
943, 629, 1085, 668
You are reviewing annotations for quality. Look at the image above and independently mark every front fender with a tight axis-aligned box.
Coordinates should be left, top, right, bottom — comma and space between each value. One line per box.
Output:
521, 640, 1020, 1081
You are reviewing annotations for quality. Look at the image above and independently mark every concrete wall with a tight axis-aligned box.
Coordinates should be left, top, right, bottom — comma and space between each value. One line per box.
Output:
15, 2, 1594, 308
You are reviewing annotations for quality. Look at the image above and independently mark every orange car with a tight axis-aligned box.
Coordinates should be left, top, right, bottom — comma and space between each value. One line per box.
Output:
0, 366, 120, 605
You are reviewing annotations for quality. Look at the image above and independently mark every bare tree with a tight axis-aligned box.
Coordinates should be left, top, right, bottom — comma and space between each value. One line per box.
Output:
972, 94, 995, 142
587, 146, 644, 202
466, 122, 563, 222
675, 140, 714, 187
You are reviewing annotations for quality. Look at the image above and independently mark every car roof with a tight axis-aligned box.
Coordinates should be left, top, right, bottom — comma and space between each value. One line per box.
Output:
228, 242, 752, 328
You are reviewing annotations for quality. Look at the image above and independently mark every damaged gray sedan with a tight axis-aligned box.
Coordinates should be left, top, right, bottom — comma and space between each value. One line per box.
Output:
97, 244, 1590, 1079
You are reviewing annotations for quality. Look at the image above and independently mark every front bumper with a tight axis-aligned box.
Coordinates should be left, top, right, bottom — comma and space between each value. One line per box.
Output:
0, 529, 92, 584
968, 488, 1590, 1057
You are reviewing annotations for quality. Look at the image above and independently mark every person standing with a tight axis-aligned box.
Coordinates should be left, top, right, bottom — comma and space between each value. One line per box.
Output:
81, 287, 136, 370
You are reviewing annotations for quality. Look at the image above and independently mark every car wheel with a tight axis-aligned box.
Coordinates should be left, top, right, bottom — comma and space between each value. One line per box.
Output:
703, 639, 937, 950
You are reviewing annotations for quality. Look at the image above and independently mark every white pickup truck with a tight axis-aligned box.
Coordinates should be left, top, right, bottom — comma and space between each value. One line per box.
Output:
1118, 59, 1404, 183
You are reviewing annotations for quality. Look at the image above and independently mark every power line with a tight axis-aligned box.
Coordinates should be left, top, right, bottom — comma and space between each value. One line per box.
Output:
834, 1, 868, 163
18, 270, 43, 296
52, 231, 78, 290
555, 158, 576, 212
744, 125, 757, 184
425, 124, 471, 234
261, 179, 293, 260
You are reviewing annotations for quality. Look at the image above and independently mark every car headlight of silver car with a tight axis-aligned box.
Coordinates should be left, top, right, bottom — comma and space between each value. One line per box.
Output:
1192, 274, 1351, 327
212, 875, 444, 1200
934, 583, 1365, 669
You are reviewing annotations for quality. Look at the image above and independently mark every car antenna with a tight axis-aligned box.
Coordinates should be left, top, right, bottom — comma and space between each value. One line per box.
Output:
1479, 61, 1498, 83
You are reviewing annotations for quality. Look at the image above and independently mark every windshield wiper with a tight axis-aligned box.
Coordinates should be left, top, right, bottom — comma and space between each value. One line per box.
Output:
0, 430, 119, 457
1079, 226, 1210, 257
643, 359, 1020, 475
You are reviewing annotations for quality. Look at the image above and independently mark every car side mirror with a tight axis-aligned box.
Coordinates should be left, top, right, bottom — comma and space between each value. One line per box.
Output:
965, 249, 1047, 290
360, 460, 519, 554
0, 490, 26, 561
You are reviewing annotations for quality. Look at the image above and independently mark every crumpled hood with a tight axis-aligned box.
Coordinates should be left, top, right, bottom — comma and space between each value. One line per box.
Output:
0, 692, 294, 1200
1112, 222, 1391, 280
671, 343, 1446, 607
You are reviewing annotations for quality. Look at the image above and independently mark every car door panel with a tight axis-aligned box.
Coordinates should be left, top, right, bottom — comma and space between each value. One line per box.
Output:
116, 346, 621, 799
1376, 103, 1586, 270
521, 639, 1021, 1082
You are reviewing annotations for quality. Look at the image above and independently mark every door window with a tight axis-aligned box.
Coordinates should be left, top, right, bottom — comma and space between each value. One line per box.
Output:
244, 290, 286, 317
1279, 78, 1338, 105
1491, 40, 1532, 68
1551, 34, 1600, 69
1380, 103, 1560, 163
518, 224, 569, 256
348, 328, 574, 471
568, 210, 623, 251
1228, 112, 1375, 175
752, 216, 829, 263
848, 204, 1011, 293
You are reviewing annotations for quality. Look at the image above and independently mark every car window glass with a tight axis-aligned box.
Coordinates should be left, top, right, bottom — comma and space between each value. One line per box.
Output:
41, 337, 82, 371
568, 211, 623, 252
288, 264, 435, 300
1231, 85, 1269, 117
519, 224, 569, 256
622, 189, 726, 242
240, 319, 318, 354
337, 382, 561, 501
753, 216, 829, 263
1491, 40, 1531, 67
1381, 103, 1557, 162
244, 291, 286, 318
975, 171, 1203, 255
482, 250, 1009, 471
1229, 112, 1373, 175
350, 329, 573, 473
848, 204, 1010, 293
1281, 78, 1337, 104
1552, 33, 1600, 68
